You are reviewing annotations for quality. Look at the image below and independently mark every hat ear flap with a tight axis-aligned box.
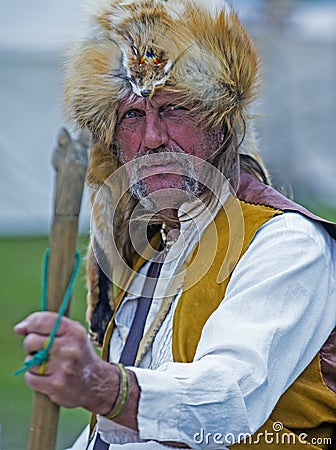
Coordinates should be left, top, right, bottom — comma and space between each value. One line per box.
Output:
86, 141, 120, 189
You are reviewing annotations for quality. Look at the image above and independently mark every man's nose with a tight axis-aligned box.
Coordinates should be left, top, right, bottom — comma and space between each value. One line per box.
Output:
143, 112, 169, 149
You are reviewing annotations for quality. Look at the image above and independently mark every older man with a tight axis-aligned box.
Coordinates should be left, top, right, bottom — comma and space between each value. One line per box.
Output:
15, 0, 336, 449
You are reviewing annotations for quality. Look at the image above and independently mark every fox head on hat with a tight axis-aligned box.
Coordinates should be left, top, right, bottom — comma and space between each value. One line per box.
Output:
63, 0, 268, 345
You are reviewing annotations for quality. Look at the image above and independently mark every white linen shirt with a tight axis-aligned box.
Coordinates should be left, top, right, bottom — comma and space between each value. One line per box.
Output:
71, 211, 336, 450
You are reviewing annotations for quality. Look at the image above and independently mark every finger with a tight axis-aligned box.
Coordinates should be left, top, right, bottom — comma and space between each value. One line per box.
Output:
24, 342, 66, 377
14, 320, 31, 335
23, 354, 50, 375
23, 333, 50, 355
24, 371, 77, 408
25, 338, 82, 376
14, 312, 58, 336
14, 312, 70, 337
24, 370, 55, 396
25, 356, 51, 376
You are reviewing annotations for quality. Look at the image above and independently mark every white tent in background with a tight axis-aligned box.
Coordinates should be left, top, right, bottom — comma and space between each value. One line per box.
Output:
0, 0, 90, 234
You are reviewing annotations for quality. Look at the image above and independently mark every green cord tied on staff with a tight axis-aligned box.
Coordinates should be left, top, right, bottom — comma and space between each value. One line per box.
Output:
14, 248, 81, 376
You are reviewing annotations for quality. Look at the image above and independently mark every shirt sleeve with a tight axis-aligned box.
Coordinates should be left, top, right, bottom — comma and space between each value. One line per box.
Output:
131, 212, 336, 449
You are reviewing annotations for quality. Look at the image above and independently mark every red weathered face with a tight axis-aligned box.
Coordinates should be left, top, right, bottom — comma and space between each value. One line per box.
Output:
115, 91, 218, 199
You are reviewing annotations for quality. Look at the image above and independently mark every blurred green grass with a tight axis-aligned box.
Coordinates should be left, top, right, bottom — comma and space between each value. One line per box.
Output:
300, 201, 336, 223
0, 235, 91, 450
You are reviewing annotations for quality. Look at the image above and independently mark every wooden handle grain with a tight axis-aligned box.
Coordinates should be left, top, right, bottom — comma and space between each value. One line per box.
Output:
27, 128, 89, 450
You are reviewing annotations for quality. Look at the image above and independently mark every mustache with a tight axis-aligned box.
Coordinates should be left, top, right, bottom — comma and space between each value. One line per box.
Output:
136, 146, 184, 158
133, 147, 189, 169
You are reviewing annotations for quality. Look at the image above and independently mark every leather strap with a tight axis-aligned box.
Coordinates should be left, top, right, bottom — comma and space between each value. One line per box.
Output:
119, 253, 165, 366
91, 434, 109, 450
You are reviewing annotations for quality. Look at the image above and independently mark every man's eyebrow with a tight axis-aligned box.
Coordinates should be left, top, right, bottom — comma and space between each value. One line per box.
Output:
159, 103, 189, 110
117, 97, 144, 113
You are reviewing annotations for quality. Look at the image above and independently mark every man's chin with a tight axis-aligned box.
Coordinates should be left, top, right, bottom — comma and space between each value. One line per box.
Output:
131, 176, 196, 213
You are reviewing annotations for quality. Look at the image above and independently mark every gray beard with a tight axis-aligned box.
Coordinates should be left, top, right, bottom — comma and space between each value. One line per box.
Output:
117, 146, 202, 210
130, 176, 199, 211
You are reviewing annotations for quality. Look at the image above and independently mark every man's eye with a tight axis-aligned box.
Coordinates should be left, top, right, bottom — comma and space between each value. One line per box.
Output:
170, 105, 188, 111
160, 104, 189, 113
120, 108, 146, 120
124, 110, 141, 119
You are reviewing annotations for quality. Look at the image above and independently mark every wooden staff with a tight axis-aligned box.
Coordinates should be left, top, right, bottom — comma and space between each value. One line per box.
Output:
27, 127, 89, 450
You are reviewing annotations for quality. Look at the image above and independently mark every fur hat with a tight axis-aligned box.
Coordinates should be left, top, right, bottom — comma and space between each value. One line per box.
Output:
64, 0, 260, 169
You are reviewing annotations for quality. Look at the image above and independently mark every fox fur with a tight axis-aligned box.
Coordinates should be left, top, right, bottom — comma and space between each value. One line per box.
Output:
63, 0, 265, 345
